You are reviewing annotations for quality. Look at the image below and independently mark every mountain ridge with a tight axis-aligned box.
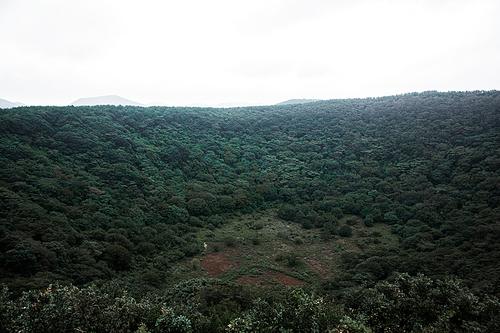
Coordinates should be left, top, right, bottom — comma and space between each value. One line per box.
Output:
0, 98, 25, 108
70, 95, 146, 106
276, 98, 321, 105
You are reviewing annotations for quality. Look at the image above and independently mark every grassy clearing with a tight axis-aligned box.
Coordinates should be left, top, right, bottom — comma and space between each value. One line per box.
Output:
338, 215, 399, 251
174, 210, 401, 288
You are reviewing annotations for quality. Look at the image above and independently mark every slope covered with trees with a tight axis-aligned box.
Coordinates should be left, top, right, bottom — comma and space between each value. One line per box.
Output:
1, 90, 500, 331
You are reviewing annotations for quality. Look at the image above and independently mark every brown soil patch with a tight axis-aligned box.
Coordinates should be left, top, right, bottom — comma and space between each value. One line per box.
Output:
237, 270, 307, 287
198, 248, 240, 276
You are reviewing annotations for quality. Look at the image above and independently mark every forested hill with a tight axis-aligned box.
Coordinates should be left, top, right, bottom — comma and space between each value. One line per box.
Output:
1, 90, 500, 298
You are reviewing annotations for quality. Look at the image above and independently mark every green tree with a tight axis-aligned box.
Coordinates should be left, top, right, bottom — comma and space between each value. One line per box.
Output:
187, 198, 211, 216
102, 245, 131, 270
4, 243, 39, 276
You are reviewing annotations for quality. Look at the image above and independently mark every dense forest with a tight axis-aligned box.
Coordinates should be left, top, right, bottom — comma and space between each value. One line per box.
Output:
1, 90, 500, 332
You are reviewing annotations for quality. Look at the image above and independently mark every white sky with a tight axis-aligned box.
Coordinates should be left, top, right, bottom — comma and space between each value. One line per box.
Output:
1, 0, 499, 106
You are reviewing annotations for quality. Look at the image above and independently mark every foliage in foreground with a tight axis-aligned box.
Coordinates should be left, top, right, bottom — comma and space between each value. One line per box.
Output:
1, 273, 499, 333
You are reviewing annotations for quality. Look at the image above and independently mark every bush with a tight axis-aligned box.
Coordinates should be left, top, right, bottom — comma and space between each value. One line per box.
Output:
223, 236, 237, 247
188, 216, 204, 227
346, 218, 358, 226
226, 288, 343, 332
364, 216, 374, 227
342, 273, 500, 332
251, 221, 263, 230
207, 215, 223, 228
277, 231, 290, 239
294, 237, 304, 245
136, 242, 156, 256
301, 219, 312, 229
285, 253, 302, 268
2, 283, 151, 332
191, 258, 200, 270
154, 307, 193, 333
211, 243, 222, 252
277, 205, 297, 221
338, 225, 352, 237
332, 207, 344, 219
322, 219, 338, 237
251, 238, 261, 245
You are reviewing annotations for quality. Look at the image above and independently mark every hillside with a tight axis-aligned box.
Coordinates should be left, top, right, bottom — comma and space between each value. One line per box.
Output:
1, 90, 500, 331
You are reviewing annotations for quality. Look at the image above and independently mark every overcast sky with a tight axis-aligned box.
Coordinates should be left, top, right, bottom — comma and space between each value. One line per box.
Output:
1, 0, 499, 106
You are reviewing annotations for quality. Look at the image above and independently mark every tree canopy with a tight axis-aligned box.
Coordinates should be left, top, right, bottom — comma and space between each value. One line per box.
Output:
1, 90, 500, 330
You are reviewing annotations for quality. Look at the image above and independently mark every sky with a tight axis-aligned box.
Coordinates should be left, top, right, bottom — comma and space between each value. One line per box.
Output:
1, 0, 499, 106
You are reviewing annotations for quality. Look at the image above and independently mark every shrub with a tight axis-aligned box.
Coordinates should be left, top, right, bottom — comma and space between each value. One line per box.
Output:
154, 307, 193, 333
277, 231, 290, 239
251, 238, 261, 245
322, 219, 338, 237
285, 253, 302, 268
211, 243, 222, 252
207, 215, 223, 228
226, 288, 343, 332
277, 205, 297, 221
294, 237, 304, 245
3, 283, 151, 332
339, 225, 353, 237
364, 216, 374, 227
342, 273, 500, 332
346, 218, 358, 226
251, 221, 263, 230
188, 216, 204, 227
136, 242, 156, 256
223, 236, 237, 247
332, 207, 344, 219
301, 219, 312, 229
191, 258, 199, 270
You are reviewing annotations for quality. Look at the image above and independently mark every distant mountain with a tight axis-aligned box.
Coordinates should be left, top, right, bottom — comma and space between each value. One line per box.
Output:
276, 99, 321, 105
70, 95, 145, 106
0, 98, 25, 108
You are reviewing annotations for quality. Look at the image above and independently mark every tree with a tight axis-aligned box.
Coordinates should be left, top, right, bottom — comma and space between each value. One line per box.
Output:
187, 198, 211, 216
166, 205, 189, 224
3, 243, 39, 276
102, 245, 131, 270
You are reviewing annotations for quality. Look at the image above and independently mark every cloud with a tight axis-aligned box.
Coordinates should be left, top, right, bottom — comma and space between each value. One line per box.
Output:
0, 0, 116, 60
0, 0, 499, 105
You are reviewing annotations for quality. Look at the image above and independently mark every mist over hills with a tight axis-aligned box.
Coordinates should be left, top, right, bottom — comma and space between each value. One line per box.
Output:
70, 95, 266, 108
276, 98, 322, 105
70, 95, 146, 106
2, 95, 322, 108
0, 98, 25, 108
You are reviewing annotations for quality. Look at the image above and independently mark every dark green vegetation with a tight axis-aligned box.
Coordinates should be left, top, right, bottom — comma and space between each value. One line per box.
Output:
1, 90, 500, 331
